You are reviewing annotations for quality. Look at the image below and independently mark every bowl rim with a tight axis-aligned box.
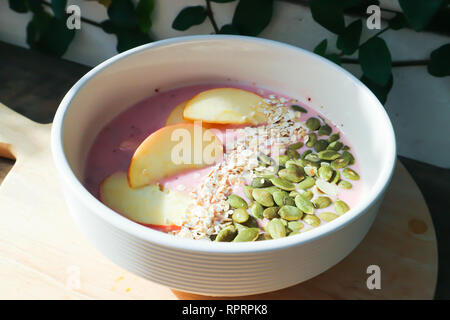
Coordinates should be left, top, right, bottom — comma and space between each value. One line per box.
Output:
51, 35, 396, 254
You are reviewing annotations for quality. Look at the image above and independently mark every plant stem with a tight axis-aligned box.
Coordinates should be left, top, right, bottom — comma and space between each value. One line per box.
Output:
358, 26, 390, 48
341, 58, 430, 67
42, 0, 103, 28
205, 0, 220, 34
38, 0, 431, 68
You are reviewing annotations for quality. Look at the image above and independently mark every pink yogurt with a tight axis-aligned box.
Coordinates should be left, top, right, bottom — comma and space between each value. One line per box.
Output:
84, 83, 362, 224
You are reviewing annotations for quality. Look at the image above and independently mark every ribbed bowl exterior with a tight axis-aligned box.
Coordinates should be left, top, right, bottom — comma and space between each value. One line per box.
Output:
63, 187, 380, 296
52, 36, 396, 297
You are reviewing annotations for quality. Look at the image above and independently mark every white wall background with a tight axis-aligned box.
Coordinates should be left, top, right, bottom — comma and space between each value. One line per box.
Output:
0, 0, 449, 168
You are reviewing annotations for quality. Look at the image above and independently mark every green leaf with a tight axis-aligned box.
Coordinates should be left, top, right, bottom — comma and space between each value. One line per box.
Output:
38, 18, 75, 56
343, 0, 379, 11
98, 0, 111, 7
108, 0, 138, 30
309, 0, 345, 34
232, 0, 273, 36
428, 44, 450, 77
136, 0, 155, 33
361, 74, 393, 104
313, 39, 327, 56
8, 0, 28, 13
325, 54, 341, 65
218, 24, 240, 35
115, 29, 152, 53
26, 11, 52, 49
398, 0, 445, 31
51, 0, 67, 20
210, 0, 236, 2
27, 0, 44, 13
27, 12, 75, 57
100, 20, 117, 34
337, 19, 362, 55
359, 37, 392, 86
172, 6, 207, 31
388, 13, 408, 30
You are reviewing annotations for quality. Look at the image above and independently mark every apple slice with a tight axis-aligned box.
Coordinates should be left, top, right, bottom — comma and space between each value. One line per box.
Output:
128, 123, 223, 188
165, 101, 190, 126
183, 88, 269, 125
100, 171, 190, 227
165, 100, 214, 128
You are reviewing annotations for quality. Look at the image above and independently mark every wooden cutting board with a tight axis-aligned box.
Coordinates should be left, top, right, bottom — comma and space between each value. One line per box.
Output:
0, 102, 438, 300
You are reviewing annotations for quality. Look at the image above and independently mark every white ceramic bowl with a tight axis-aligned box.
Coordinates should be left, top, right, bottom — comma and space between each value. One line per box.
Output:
51, 35, 396, 296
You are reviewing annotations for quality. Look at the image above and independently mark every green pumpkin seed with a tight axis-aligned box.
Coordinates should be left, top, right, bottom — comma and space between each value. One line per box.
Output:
263, 233, 272, 240
327, 141, 343, 151
300, 159, 320, 168
232, 208, 249, 223
300, 149, 313, 160
266, 219, 287, 239
305, 133, 317, 148
263, 206, 279, 219
263, 186, 281, 194
318, 165, 333, 181
305, 153, 320, 163
286, 197, 295, 206
303, 214, 321, 227
227, 194, 248, 209
318, 150, 340, 161
288, 231, 301, 236
330, 169, 340, 184
341, 151, 355, 165
331, 157, 350, 169
335, 200, 350, 215
243, 186, 254, 201
250, 202, 264, 219
279, 218, 288, 226
232, 228, 260, 242
338, 180, 353, 189
299, 190, 314, 200
252, 189, 275, 207
287, 221, 304, 232
319, 212, 339, 222
296, 176, 316, 189
304, 165, 318, 177
278, 168, 305, 183
252, 177, 273, 188
279, 205, 303, 221
244, 215, 259, 228
258, 167, 278, 178
285, 160, 304, 173
286, 149, 300, 159
291, 104, 307, 113
256, 233, 267, 241
295, 195, 315, 214
318, 124, 332, 136
288, 142, 304, 150
258, 153, 275, 166
315, 179, 338, 196
342, 168, 360, 180
328, 133, 340, 143
314, 139, 329, 152
270, 177, 296, 191
278, 155, 290, 166
234, 223, 248, 233
306, 117, 321, 131
289, 191, 300, 197
273, 190, 289, 206
215, 225, 238, 242
313, 196, 332, 209
342, 145, 350, 151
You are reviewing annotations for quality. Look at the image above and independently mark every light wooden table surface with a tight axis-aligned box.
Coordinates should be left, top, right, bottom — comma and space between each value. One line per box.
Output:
0, 102, 437, 299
